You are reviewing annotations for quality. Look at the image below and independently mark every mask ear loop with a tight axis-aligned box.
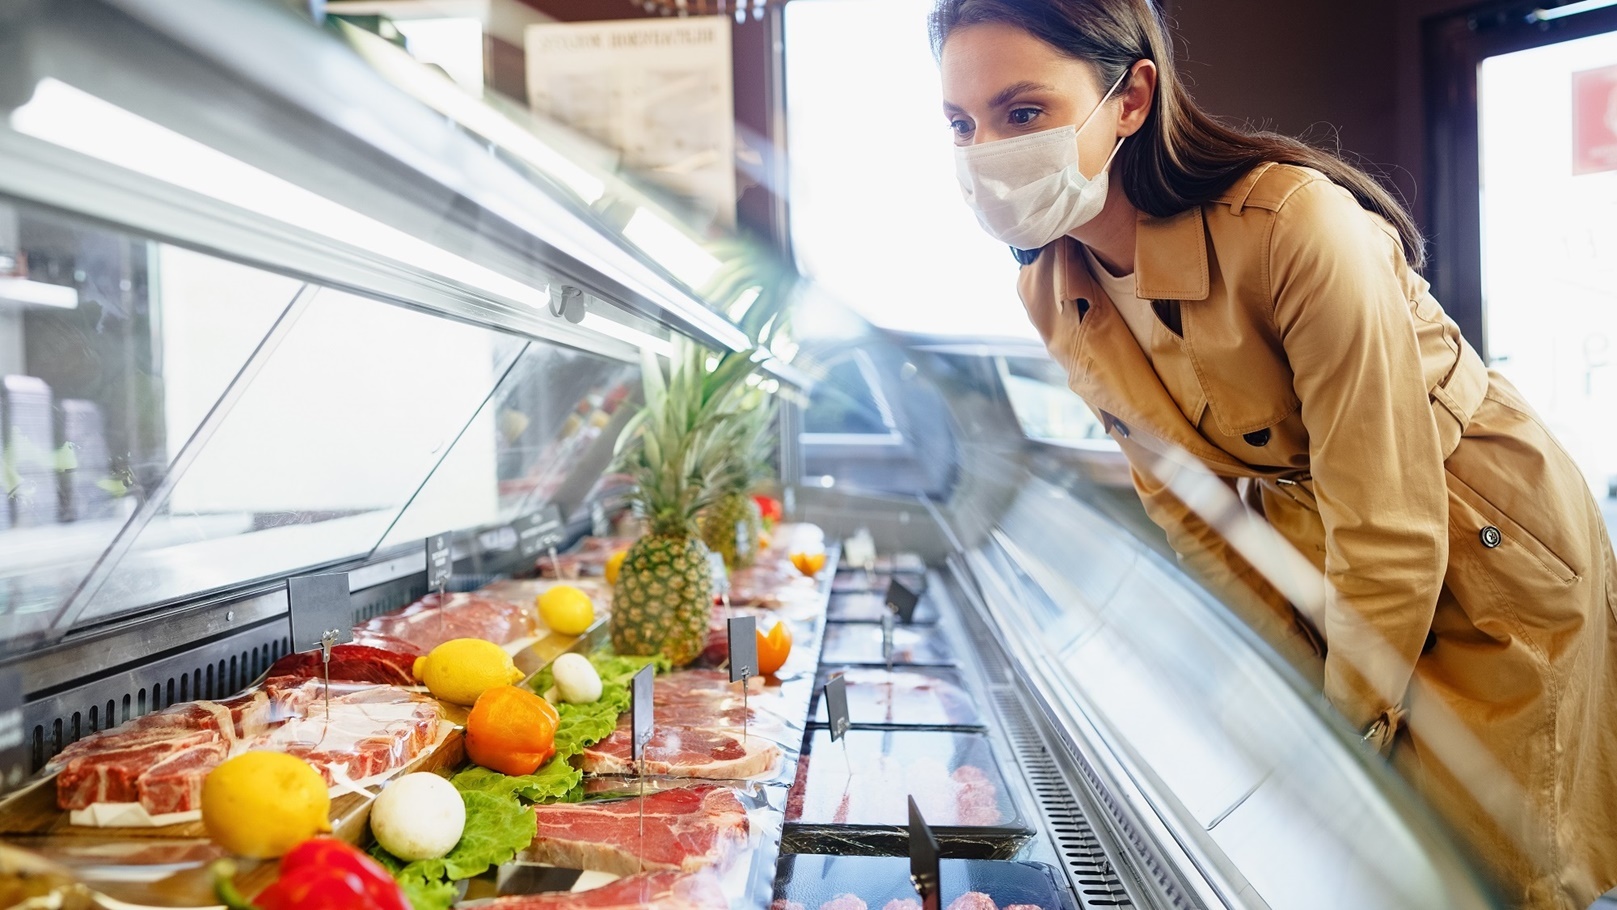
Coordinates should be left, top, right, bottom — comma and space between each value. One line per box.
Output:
1075, 67, 1133, 174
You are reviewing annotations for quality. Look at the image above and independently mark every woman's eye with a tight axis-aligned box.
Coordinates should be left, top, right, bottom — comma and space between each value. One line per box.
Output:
949, 119, 973, 137
1008, 107, 1040, 126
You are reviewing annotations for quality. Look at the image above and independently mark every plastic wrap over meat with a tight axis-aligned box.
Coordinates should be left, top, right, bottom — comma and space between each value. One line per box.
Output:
812, 667, 981, 728
535, 536, 635, 579
527, 785, 748, 875
52, 680, 440, 815
784, 730, 1019, 829
579, 670, 784, 779
356, 592, 536, 651
489, 870, 728, 909
265, 644, 418, 685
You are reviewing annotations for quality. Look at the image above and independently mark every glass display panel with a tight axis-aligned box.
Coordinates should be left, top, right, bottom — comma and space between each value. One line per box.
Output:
67, 284, 524, 626
0, 202, 298, 644
379, 340, 637, 549
997, 355, 1107, 443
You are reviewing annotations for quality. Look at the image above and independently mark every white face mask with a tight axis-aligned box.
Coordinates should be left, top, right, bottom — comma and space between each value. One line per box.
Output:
954, 72, 1128, 250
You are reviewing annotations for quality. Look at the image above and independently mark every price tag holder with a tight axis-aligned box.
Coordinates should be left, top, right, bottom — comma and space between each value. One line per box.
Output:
886, 576, 921, 625
630, 664, 655, 764
286, 573, 353, 654
727, 616, 758, 683
426, 533, 452, 592
514, 504, 565, 561
591, 500, 610, 538
824, 673, 851, 741
0, 668, 27, 795
881, 611, 896, 671
909, 796, 942, 910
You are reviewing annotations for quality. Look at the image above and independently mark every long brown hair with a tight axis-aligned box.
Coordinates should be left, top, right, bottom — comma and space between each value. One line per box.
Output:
929, 0, 1426, 269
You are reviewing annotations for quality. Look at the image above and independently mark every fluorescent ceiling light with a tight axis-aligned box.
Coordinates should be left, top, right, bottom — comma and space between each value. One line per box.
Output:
0, 277, 78, 309
1528, 0, 1617, 21
622, 208, 723, 291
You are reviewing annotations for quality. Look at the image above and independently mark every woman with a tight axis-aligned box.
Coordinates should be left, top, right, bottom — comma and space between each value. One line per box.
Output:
932, 1, 1617, 907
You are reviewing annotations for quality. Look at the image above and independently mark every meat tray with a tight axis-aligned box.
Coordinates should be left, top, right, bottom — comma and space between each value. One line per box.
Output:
811, 666, 982, 729
829, 570, 927, 596
819, 623, 954, 667
774, 855, 1080, 910
825, 592, 939, 625
782, 728, 1030, 858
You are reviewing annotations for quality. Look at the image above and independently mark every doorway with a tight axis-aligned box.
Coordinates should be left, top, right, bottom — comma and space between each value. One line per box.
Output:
1426, 1, 1617, 523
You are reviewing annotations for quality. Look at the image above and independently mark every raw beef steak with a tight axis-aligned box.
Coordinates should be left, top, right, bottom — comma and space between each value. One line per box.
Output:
580, 724, 779, 779
527, 785, 748, 876
489, 870, 726, 909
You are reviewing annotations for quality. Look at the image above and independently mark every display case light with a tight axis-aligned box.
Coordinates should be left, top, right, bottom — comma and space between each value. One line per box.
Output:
10, 78, 561, 311
622, 208, 724, 291
1527, 0, 1617, 20
579, 311, 674, 358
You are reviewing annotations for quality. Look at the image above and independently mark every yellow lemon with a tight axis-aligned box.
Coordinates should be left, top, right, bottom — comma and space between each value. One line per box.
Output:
412, 638, 524, 706
604, 550, 627, 586
537, 585, 595, 636
201, 752, 331, 858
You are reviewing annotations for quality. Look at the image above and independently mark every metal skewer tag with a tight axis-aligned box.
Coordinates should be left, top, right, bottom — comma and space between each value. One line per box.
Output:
824, 673, 852, 776
909, 796, 942, 910
286, 572, 352, 720
885, 576, 920, 624
727, 616, 757, 743
881, 611, 895, 671
630, 664, 655, 874
427, 534, 451, 641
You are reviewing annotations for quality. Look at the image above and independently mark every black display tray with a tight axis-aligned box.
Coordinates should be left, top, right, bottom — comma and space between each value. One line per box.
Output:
811, 665, 982, 729
774, 855, 1080, 910
826, 591, 939, 625
783, 728, 1030, 858
821, 622, 954, 666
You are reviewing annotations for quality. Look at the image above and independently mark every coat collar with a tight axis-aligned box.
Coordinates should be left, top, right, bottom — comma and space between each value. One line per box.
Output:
1059, 205, 1210, 303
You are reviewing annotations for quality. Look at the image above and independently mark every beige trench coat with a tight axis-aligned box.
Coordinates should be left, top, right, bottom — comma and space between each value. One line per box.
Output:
1017, 162, 1617, 909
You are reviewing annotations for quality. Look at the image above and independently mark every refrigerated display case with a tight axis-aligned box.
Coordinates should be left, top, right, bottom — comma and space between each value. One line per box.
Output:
0, 2, 1504, 909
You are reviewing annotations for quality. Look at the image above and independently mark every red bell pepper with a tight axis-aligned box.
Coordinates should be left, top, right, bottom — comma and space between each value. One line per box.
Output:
753, 494, 784, 526
215, 838, 412, 910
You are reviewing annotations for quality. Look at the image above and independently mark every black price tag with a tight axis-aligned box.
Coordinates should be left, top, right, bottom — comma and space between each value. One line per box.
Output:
630, 664, 655, 764
515, 504, 565, 560
426, 534, 452, 591
824, 673, 850, 742
727, 615, 758, 683
0, 668, 27, 794
286, 572, 353, 654
886, 577, 921, 624
909, 795, 941, 909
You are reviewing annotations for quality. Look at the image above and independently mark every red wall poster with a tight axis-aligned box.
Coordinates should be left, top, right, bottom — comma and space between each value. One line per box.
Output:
1573, 62, 1617, 176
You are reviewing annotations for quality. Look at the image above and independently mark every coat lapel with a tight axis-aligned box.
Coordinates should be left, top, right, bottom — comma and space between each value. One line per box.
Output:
1056, 235, 1248, 473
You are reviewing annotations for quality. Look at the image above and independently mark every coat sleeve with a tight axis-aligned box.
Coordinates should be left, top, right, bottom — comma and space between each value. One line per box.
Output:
1128, 461, 1325, 686
1268, 178, 1448, 737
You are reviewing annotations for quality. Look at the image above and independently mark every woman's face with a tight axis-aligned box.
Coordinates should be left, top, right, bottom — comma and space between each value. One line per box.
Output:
940, 22, 1121, 179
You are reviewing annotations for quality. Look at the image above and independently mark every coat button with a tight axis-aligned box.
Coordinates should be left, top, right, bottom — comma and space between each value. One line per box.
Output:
1480, 526, 1502, 549
1242, 428, 1271, 447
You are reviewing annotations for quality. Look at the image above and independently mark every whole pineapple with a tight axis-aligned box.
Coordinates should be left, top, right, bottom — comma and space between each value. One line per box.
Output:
612, 342, 758, 665
700, 398, 774, 571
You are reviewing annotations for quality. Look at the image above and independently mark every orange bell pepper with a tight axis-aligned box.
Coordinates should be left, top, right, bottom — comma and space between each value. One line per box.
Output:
465, 685, 559, 776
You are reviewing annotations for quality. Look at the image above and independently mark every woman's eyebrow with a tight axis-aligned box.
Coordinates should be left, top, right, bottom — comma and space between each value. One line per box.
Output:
988, 81, 1053, 109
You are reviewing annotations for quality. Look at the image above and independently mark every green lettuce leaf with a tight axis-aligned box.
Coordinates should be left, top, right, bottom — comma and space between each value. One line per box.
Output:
372, 789, 536, 907
533, 652, 667, 760
451, 759, 582, 804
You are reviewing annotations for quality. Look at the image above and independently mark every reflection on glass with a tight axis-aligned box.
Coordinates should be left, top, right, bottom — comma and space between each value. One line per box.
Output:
997, 355, 1106, 443
0, 203, 296, 642
70, 286, 522, 624
380, 341, 636, 549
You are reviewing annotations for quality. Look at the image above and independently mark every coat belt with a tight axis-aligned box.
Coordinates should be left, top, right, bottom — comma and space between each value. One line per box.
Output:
1430, 342, 1489, 461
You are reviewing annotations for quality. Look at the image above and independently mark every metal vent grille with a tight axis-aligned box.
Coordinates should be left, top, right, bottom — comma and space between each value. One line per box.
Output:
24, 621, 292, 772
992, 686, 1133, 908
